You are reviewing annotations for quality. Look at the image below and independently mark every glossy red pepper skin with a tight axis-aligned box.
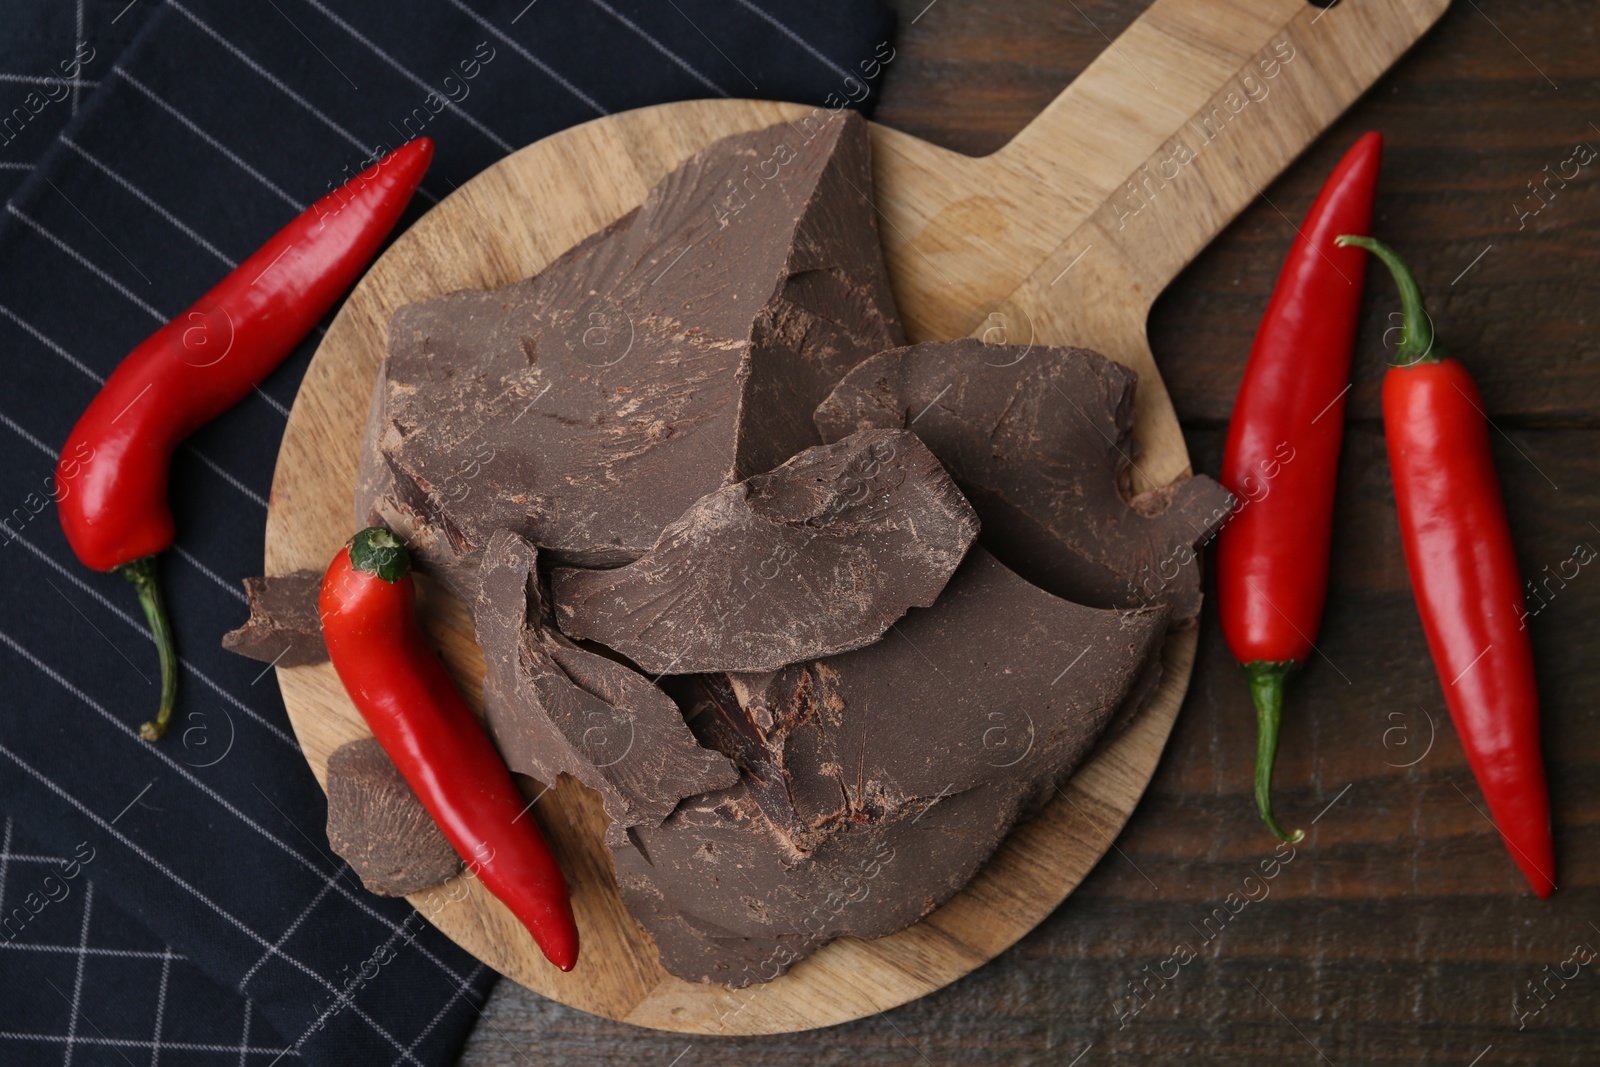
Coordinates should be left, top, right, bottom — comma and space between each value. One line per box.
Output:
1337, 236, 1553, 898
55, 138, 432, 740
320, 529, 580, 970
1216, 132, 1382, 841
58, 138, 433, 571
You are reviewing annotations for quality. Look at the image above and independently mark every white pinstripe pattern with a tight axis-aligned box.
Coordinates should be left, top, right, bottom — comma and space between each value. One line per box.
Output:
585, 0, 727, 96
62, 880, 94, 1067
5, 204, 167, 320
0, 301, 101, 379
114, 69, 307, 211
387, 961, 487, 1067
237, 866, 341, 990
0, 819, 12, 922
730, 0, 851, 81
253, 385, 293, 419
0, 161, 35, 171
0, 739, 425, 1065
236, 999, 253, 1067
169, 1, 374, 158
438, 0, 608, 116
0, 627, 469, 988
0, 1033, 297, 1056
0, 406, 54, 456
61, 138, 239, 268
0, 74, 98, 89
172, 545, 251, 605
150, 945, 174, 1067
294, 0, 518, 150
4, 531, 301, 751
73, 0, 86, 114
0, 943, 183, 961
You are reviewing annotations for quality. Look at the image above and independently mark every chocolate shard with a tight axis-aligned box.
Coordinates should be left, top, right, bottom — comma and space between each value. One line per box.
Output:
549, 428, 979, 675
358, 110, 904, 594
221, 571, 328, 667
612, 547, 1168, 985
326, 738, 462, 897
814, 338, 1234, 621
474, 529, 738, 829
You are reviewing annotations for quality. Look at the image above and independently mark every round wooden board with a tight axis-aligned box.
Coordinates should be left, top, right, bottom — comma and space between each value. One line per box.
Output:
264, 0, 1443, 1033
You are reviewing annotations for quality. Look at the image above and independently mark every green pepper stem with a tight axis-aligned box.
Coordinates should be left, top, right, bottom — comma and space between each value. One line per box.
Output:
348, 526, 411, 582
1245, 661, 1304, 843
1334, 234, 1446, 368
119, 556, 177, 741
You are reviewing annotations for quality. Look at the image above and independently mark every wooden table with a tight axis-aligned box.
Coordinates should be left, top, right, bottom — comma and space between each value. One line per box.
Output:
458, 1, 1600, 1062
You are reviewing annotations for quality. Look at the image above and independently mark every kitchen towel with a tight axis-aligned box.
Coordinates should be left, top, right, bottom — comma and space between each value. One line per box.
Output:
0, 1, 895, 1064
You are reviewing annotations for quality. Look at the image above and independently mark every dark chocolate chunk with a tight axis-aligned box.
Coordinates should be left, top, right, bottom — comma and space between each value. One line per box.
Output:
474, 529, 738, 829
549, 428, 979, 675
814, 338, 1234, 621
612, 547, 1168, 984
325, 738, 462, 897
221, 571, 328, 667
357, 110, 903, 595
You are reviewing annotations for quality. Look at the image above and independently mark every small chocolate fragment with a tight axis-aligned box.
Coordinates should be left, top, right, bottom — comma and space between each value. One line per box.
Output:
815, 339, 1234, 621
549, 429, 979, 675
612, 547, 1168, 984
221, 571, 328, 667
325, 738, 462, 897
475, 529, 738, 829
359, 110, 903, 594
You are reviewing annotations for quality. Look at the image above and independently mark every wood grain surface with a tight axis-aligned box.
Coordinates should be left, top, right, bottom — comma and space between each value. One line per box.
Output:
447, 0, 1600, 1062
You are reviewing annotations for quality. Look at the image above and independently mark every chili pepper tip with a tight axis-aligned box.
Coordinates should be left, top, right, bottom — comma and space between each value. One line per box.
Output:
118, 557, 177, 742
348, 527, 412, 582
1245, 661, 1304, 844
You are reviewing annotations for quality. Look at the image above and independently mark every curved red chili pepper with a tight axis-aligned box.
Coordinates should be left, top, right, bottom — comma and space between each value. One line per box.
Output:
1337, 234, 1554, 898
55, 138, 433, 740
1217, 132, 1382, 842
320, 528, 581, 970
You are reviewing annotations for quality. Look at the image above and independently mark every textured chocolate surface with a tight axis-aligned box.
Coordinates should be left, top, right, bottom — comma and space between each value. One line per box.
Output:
612, 548, 1168, 985
814, 338, 1234, 620
474, 529, 738, 830
549, 429, 979, 675
325, 738, 462, 897
221, 570, 327, 667
356, 111, 903, 594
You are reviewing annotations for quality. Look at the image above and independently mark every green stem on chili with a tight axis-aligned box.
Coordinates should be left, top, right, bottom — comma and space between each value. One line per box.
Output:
1245, 661, 1304, 843
1335, 235, 1442, 367
119, 556, 177, 741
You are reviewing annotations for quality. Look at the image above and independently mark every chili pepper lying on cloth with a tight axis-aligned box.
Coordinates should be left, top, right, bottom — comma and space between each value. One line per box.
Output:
320, 528, 581, 969
55, 138, 434, 740
1337, 234, 1555, 898
1217, 132, 1383, 842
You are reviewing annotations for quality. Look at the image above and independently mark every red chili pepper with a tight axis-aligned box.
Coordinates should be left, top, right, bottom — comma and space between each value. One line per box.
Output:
320, 528, 581, 969
1335, 235, 1554, 898
56, 139, 434, 740
1217, 132, 1382, 842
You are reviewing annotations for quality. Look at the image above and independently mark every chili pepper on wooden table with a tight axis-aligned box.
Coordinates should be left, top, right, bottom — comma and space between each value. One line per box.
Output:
1335, 234, 1554, 898
1217, 132, 1383, 842
320, 528, 581, 969
55, 138, 434, 740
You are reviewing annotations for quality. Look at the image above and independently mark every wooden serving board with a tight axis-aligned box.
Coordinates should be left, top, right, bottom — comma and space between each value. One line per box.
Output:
264, 0, 1447, 1035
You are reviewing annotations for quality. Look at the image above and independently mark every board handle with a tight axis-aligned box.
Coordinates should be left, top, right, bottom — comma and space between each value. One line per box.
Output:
993, 0, 1450, 296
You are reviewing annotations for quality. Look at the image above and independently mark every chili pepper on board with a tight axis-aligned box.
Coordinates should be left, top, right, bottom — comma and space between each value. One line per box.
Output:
1333, 235, 1554, 897
320, 528, 581, 969
1217, 132, 1383, 842
55, 138, 433, 740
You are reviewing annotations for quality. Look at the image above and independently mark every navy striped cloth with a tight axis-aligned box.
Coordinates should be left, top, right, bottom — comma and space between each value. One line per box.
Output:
0, 1, 894, 1063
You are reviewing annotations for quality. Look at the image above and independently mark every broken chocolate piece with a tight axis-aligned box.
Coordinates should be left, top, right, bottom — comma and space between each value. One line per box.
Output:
549, 428, 979, 675
814, 338, 1234, 620
326, 738, 462, 897
612, 547, 1168, 984
474, 529, 738, 829
221, 571, 328, 667
359, 110, 904, 594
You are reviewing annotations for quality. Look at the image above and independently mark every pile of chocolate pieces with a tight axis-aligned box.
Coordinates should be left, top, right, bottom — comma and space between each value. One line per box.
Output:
226, 112, 1230, 987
